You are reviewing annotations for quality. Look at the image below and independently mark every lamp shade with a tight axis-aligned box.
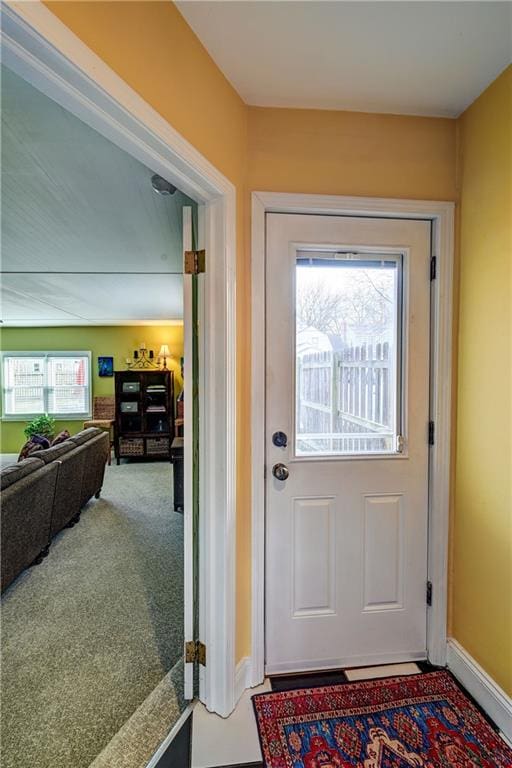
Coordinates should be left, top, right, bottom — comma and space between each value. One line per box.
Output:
158, 344, 170, 358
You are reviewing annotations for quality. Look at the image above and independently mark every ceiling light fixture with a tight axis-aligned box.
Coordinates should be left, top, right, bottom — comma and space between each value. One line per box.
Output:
151, 174, 177, 195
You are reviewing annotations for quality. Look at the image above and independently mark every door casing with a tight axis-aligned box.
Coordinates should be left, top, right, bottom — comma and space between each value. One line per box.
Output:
2, 1, 238, 720
251, 192, 455, 686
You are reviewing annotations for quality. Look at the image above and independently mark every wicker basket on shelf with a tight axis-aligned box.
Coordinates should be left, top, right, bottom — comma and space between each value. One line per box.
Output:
146, 437, 170, 456
119, 437, 144, 456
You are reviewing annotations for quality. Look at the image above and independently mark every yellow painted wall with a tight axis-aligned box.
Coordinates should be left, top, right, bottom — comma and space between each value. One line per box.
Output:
5, 0, 512, 708
451, 66, 512, 694
0, 325, 183, 453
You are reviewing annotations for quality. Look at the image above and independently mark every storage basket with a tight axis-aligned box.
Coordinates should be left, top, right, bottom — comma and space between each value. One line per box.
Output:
146, 437, 170, 456
119, 437, 144, 456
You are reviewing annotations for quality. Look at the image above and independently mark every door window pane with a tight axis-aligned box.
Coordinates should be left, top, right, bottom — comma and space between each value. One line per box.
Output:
295, 255, 402, 456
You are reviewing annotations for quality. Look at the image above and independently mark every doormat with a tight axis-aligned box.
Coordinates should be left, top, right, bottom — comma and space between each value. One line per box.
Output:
344, 662, 421, 682
252, 670, 511, 767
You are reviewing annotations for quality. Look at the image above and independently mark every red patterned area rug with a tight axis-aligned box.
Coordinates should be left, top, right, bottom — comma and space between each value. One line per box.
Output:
253, 670, 511, 768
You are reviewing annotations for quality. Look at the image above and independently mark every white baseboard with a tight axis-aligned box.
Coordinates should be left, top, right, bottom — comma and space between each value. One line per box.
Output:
447, 638, 512, 741
234, 657, 253, 705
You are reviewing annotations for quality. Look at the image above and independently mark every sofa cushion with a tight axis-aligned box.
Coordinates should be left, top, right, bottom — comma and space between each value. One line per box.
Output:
36, 442, 75, 464
46, 442, 88, 537
69, 427, 102, 446
77, 432, 110, 507
1, 457, 45, 491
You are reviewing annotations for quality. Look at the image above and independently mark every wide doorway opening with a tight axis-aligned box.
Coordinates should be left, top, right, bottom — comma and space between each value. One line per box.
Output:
0, 62, 199, 768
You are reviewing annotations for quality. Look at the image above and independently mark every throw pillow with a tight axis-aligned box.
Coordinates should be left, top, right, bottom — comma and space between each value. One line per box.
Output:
51, 430, 71, 446
18, 434, 51, 462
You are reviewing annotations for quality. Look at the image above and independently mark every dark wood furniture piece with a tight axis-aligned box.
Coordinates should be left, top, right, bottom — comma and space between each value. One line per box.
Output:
114, 370, 174, 464
170, 437, 184, 512
175, 395, 184, 437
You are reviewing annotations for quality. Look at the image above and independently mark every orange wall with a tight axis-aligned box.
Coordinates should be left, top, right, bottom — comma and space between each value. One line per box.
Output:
248, 106, 456, 200
44, 1, 247, 184
38, 1, 459, 665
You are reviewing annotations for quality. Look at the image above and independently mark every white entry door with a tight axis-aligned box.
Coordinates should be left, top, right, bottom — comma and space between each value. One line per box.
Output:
265, 213, 432, 674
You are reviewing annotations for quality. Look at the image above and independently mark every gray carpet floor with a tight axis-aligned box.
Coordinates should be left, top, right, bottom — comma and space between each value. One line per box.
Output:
1, 460, 184, 768
0, 453, 19, 468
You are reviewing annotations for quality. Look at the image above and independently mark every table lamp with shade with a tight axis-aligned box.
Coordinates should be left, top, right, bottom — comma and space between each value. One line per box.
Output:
158, 344, 171, 370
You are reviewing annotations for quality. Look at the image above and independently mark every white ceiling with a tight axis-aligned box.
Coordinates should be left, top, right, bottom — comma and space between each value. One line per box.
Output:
2, 275, 184, 327
1, 65, 193, 326
177, 1, 512, 117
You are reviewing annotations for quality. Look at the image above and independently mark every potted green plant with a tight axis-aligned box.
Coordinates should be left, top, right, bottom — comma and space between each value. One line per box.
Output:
24, 414, 56, 442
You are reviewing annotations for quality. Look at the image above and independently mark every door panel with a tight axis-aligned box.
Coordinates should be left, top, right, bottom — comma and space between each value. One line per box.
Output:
292, 496, 336, 617
265, 213, 431, 674
362, 494, 404, 611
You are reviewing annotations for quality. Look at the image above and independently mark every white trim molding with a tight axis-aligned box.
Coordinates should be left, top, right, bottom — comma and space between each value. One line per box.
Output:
2, 1, 237, 718
250, 195, 267, 688
251, 191, 455, 685
234, 657, 253, 706
447, 639, 512, 741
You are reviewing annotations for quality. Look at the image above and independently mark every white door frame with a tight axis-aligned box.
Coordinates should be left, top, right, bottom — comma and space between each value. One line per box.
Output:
251, 192, 454, 685
1, 2, 237, 717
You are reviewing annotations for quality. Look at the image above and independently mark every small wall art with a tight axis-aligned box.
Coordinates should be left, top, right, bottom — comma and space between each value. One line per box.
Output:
98, 356, 114, 377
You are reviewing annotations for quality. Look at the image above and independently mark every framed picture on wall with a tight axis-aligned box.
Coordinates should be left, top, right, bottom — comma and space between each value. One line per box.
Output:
98, 356, 114, 377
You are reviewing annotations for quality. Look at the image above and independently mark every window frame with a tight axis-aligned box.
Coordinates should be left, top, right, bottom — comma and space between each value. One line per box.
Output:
293, 250, 406, 459
1, 350, 92, 420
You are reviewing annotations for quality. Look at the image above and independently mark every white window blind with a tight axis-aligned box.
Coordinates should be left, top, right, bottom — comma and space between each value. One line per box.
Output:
2, 352, 91, 418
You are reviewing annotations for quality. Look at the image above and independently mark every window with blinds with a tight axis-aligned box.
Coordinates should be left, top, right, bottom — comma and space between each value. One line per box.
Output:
1, 352, 91, 418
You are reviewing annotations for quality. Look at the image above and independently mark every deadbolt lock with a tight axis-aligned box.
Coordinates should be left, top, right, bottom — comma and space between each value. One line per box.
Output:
272, 431, 288, 448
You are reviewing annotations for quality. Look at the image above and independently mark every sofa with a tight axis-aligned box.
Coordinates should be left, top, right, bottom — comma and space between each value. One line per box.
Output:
1, 428, 110, 593
69, 428, 110, 509
1, 457, 58, 593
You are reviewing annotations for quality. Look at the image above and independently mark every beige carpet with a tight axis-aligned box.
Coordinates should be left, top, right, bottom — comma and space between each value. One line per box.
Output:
89, 659, 185, 768
1, 460, 184, 768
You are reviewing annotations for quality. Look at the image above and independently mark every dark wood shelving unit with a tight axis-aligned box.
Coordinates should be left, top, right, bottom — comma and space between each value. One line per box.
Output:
114, 370, 174, 464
